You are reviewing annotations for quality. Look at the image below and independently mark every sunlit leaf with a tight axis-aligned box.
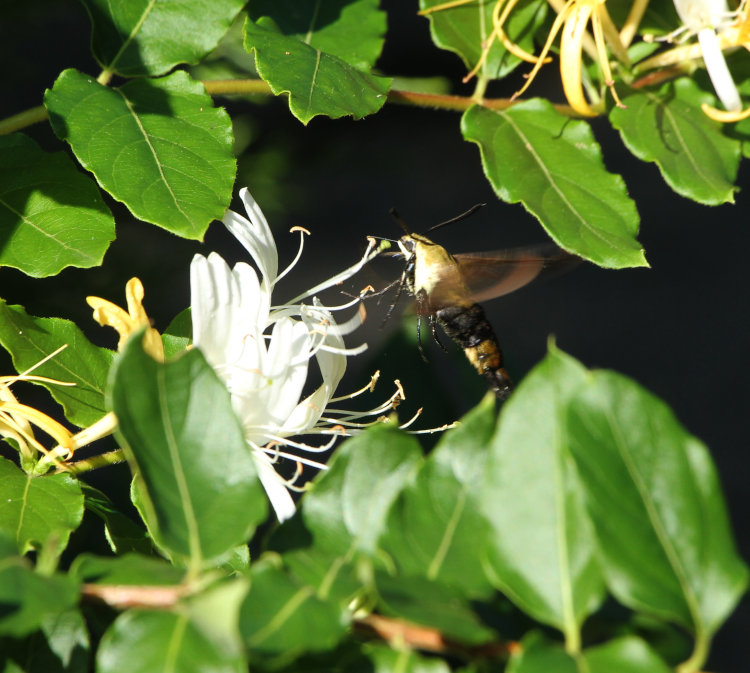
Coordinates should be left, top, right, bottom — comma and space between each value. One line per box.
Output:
506, 633, 578, 673
271, 425, 422, 600
0, 457, 83, 557
419, 0, 549, 80
110, 338, 267, 565
462, 101, 647, 269
243, 7, 390, 124
239, 561, 347, 663
379, 395, 496, 596
0, 134, 114, 278
0, 302, 114, 427
567, 371, 749, 645
583, 636, 673, 673
610, 79, 740, 205
481, 345, 605, 636
96, 610, 245, 673
70, 553, 184, 585
45, 69, 235, 239
81, 0, 246, 76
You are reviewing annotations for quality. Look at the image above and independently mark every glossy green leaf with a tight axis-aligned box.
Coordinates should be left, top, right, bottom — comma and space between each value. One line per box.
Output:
506, 633, 578, 673
0, 609, 89, 673
567, 371, 749, 646
363, 643, 452, 673
0, 458, 83, 557
271, 425, 422, 599
462, 101, 647, 269
249, 0, 386, 70
110, 338, 267, 565
0, 560, 79, 637
610, 79, 740, 205
584, 636, 672, 673
96, 610, 244, 673
0, 302, 114, 427
0, 134, 114, 278
375, 573, 496, 645
81, 0, 245, 76
81, 484, 152, 555
243, 10, 391, 124
239, 561, 347, 662
419, 0, 548, 80
70, 553, 184, 585
45, 69, 235, 239
379, 395, 496, 596
481, 346, 605, 637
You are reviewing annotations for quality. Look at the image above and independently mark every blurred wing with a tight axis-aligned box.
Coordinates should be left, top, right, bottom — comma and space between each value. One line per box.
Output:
453, 245, 579, 304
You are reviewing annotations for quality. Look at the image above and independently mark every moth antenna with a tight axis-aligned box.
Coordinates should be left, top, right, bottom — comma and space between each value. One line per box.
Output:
389, 207, 412, 236
425, 203, 486, 234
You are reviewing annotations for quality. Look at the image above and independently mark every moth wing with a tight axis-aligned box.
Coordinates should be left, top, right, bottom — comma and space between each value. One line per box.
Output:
454, 245, 578, 304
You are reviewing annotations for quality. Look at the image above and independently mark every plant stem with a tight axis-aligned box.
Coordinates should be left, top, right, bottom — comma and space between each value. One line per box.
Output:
0, 106, 48, 135
63, 449, 127, 475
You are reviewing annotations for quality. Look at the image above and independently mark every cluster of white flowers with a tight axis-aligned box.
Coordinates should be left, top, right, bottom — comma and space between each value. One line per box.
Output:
190, 188, 407, 522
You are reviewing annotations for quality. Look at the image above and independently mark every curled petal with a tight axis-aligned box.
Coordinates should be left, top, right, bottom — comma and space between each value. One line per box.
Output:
88, 278, 163, 361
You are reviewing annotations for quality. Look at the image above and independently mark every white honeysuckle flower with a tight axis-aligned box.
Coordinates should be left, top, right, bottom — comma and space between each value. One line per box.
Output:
190, 188, 397, 522
672, 0, 742, 112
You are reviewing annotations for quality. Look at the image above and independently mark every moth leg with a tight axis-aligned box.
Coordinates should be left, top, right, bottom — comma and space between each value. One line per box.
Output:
416, 315, 429, 363
429, 315, 449, 353
381, 269, 410, 328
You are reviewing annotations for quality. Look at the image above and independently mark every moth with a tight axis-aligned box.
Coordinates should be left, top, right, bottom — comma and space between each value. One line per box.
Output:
379, 206, 576, 400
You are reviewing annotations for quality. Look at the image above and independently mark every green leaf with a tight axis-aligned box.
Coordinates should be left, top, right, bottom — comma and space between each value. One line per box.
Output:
0, 458, 83, 557
70, 553, 184, 585
45, 69, 235, 239
271, 425, 422, 600
96, 610, 244, 673
81, 484, 152, 555
248, 0, 387, 70
375, 573, 496, 645
110, 337, 267, 565
506, 633, 578, 673
239, 561, 347, 663
0, 560, 80, 637
462, 101, 647, 269
81, 0, 246, 76
584, 636, 672, 673
0, 302, 114, 427
379, 395, 496, 596
0, 134, 114, 278
419, 0, 549, 80
610, 79, 740, 205
0, 609, 89, 673
567, 371, 749, 648
363, 643, 452, 673
243, 12, 391, 124
162, 308, 192, 359
481, 346, 605, 639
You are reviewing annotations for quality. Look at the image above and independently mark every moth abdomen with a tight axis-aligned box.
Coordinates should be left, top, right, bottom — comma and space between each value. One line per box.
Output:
436, 303, 513, 400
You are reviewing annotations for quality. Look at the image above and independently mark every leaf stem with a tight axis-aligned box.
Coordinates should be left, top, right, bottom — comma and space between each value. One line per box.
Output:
63, 448, 127, 475
0, 105, 48, 135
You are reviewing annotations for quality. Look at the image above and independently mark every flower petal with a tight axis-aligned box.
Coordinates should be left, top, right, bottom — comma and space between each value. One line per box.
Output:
251, 449, 296, 522
223, 188, 278, 290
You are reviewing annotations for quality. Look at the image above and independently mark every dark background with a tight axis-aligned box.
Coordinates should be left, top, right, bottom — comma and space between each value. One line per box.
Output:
1, 1, 748, 670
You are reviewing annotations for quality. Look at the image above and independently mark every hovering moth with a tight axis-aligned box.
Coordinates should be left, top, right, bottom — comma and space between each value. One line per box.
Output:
381, 206, 576, 400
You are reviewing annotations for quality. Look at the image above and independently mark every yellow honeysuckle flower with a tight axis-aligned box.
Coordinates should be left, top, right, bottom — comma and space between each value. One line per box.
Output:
87, 277, 164, 361
0, 347, 76, 469
512, 0, 629, 116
